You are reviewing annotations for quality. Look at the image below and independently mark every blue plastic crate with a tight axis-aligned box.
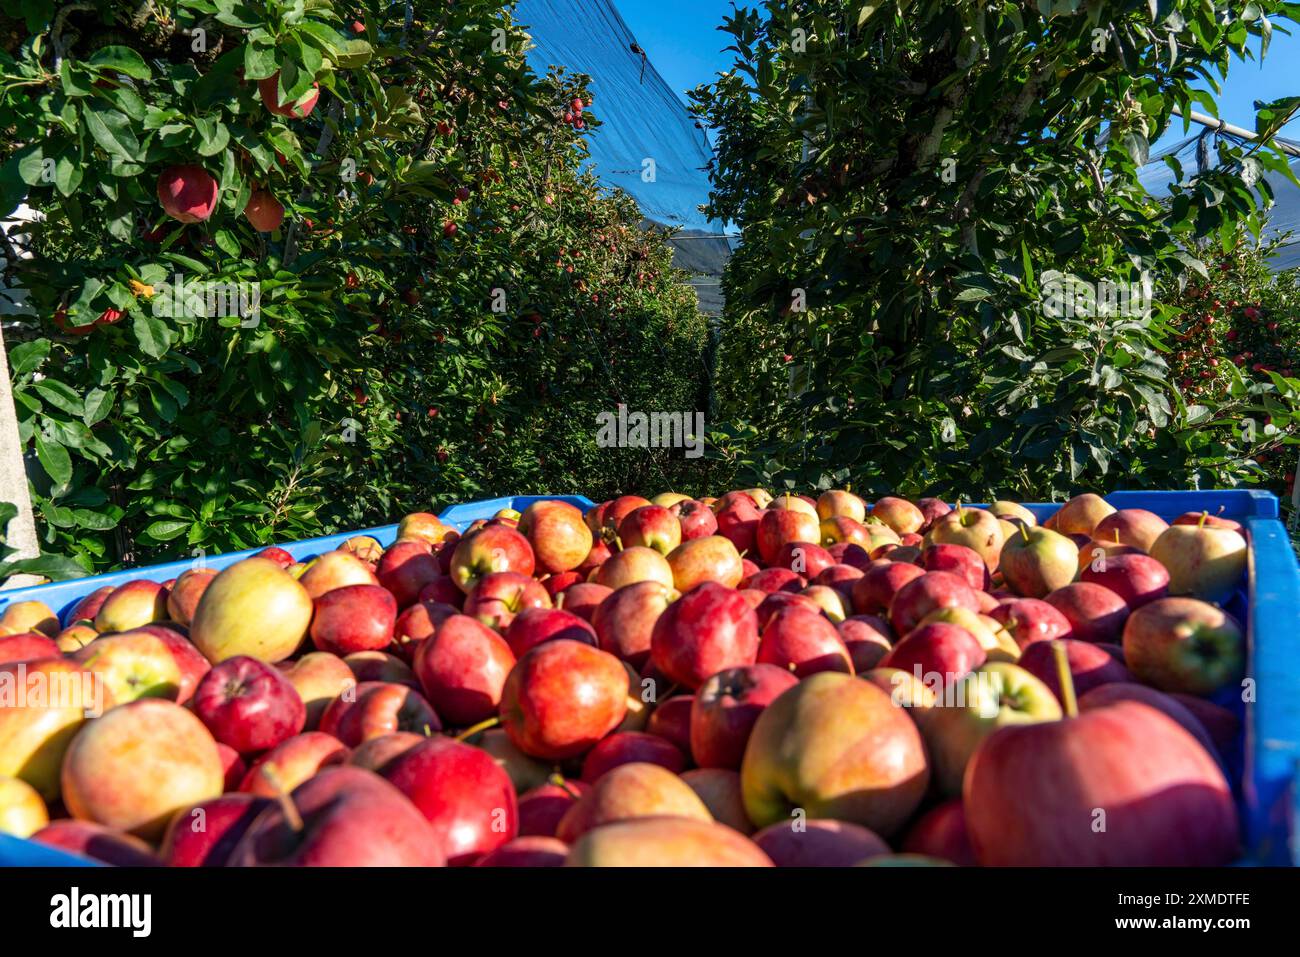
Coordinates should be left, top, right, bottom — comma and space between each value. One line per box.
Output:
0, 490, 1295, 867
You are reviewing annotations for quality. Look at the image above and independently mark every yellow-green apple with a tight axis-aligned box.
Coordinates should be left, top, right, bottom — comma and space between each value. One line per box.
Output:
310, 583, 397, 655
671, 499, 719, 541
645, 694, 693, 752
0, 631, 60, 664
505, 607, 596, 658
344, 650, 420, 687
165, 568, 216, 627
474, 835, 568, 867
989, 501, 1037, 527
0, 600, 59, 636
32, 820, 160, 866
398, 511, 454, 546
715, 495, 762, 555
580, 730, 685, 782
1149, 520, 1248, 604
741, 672, 929, 836
280, 651, 355, 729
650, 581, 759, 689
837, 615, 893, 672
690, 663, 799, 769
192, 655, 306, 753
918, 607, 1019, 662
239, 731, 349, 796
565, 816, 772, 866
666, 535, 744, 592
72, 629, 184, 704
55, 621, 99, 654
900, 799, 977, 866
298, 550, 380, 600
557, 761, 711, 842
922, 543, 990, 591
1051, 492, 1116, 537
1121, 597, 1244, 696
518, 499, 593, 573
816, 489, 867, 522
67, 586, 115, 625
0, 775, 48, 837
851, 561, 925, 616
678, 768, 752, 833
869, 496, 924, 535
861, 522, 903, 556
62, 698, 223, 840
94, 579, 169, 632
462, 571, 551, 631
449, 524, 536, 593
592, 581, 674, 671
757, 606, 852, 677
500, 639, 627, 760
618, 505, 681, 556
518, 780, 590, 836
756, 509, 820, 565
987, 598, 1073, 649
319, 680, 441, 746
926, 504, 1004, 570
0, 658, 107, 800
594, 545, 675, 590
1018, 638, 1133, 702
467, 727, 552, 792
1093, 508, 1168, 551
190, 557, 313, 663
553, 581, 610, 621
375, 542, 442, 608
964, 699, 1237, 865
160, 792, 271, 866
347, 731, 423, 774
863, 666, 939, 709
379, 735, 517, 865
752, 818, 890, 867
229, 766, 445, 866
1044, 581, 1129, 643
1079, 682, 1222, 763
652, 492, 693, 509
880, 622, 987, 689
1080, 552, 1170, 609
414, 613, 516, 725
888, 570, 981, 635
798, 584, 850, 621
999, 525, 1079, 598
915, 662, 1060, 796
341, 535, 384, 566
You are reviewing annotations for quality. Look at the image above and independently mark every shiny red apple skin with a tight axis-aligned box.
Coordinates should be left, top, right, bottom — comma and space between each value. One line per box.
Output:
889, 571, 981, 635
851, 561, 925, 616
837, 615, 893, 672
756, 509, 820, 565
715, 497, 761, 555
879, 622, 986, 687
380, 736, 517, 865
450, 524, 536, 593
752, 818, 890, 866
413, 613, 516, 726
1044, 582, 1130, 643
690, 663, 800, 770
619, 505, 681, 555
964, 700, 1238, 865
191, 655, 306, 754
901, 799, 977, 865
229, 766, 446, 866
391, 599, 458, 662
555, 582, 611, 621
310, 584, 397, 655
673, 499, 719, 540
318, 680, 442, 746
922, 544, 990, 591
770, 541, 836, 578
499, 639, 628, 760
987, 598, 1073, 649
417, 576, 465, 609
742, 567, 805, 594
0, 632, 60, 665
1018, 638, 1134, 703
505, 607, 597, 657
591, 581, 673, 671
462, 571, 551, 631
519, 499, 593, 573
1079, 683, 1221, 764
580, 731, 685, 782
650, 581, 760, 690
645, 694, 694, 754
1080, 553, 1170, 609
376, 542, 443, 609
160, 793, 271, 866
757, 606, 854, 677
239, 731, 350, 796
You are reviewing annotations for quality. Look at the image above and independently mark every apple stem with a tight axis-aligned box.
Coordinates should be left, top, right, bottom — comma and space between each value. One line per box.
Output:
453, 715, 500, 742
1198, 510, 1209, 529
548, 772, 580, 800
1019, 524, 1030, 543
261, 767, 304, 833
1050, 641, 1079, 719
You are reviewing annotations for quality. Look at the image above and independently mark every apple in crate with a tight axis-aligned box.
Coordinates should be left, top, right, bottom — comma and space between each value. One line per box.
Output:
190, 557, 313, 664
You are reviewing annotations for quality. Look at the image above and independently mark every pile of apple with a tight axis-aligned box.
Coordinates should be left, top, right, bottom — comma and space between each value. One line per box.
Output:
0, 489, 1251, 867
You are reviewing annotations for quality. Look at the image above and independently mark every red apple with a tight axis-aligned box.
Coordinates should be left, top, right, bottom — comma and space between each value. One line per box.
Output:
166, 568, 217, 627
888, 571, 980, 635
157, 164, 219, 223
870, 496, 924, 535
1170, 694, 1241, 755
1121, 597, 1244, 696
417, 575, 464, 609
851, 561, 925, 615
666, 535, 745, 592
690, 663, 799, 770
880, 622, 986, 687
757, 605, 853, 677
160, 793, 271, 867
462, 571, 551, 631
1018, 638, 1134, 702
309, 584, 397, 656
376, 542, 443, 608
32, 820, 160, 866
258, 73, 320, 118
343, 650, 419, 688
216, 742, 246, 790
450, 524, 536, 592
715, 497, 761, 555
192, 655, 306, 754
72, 629, 184, 704
649, 581, 759, 689
565, 816, 773, 866
987, 597, 1073, 649
413, 614, 516, 726
474, 836, 568, 867
1044, 582, 1130, 643
756, 509, 821, 565
243, 188, 283, 231
239, 731, 350, 796
505, 606, 597, 657
94, 578, 169, 632
742, 567, 805, 593
837, 615, 894, 672
1079, 683, 1221, 763
380, 736, 517, 865
391, 599, 458, 662
517, 780, 590, 837
901, 799, 977, 865
591, 580, 673, 671
580, 730, 685, 782
557, 762, 711, 842
752, 818, 890, 866
619, 505, 682, 555
679, 768, 753, 833
499, 640, 627, 760
347, 731, 423, 774
0, 632, 59, 665
554, 582, 610, 621
645, 694, 693, 754
672, 499, 718, 540
1094, 508, 1169, 552
1080, 552, 1170, 609
593, 545, 674, 590
318, 681, 441, 746
519, 499, 593, 573
298, 550, 379, 601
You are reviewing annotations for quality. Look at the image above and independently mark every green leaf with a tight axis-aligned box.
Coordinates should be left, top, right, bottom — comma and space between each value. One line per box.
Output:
87, 46, 152, 80
35, 433, 72, 487
9, 339, 50, 375
83, 388, 112, 426
32, 380, 84, 417
143, 520, 191, 542
132, 312, 171, 359
82, 102, 140, 161
0, 553, 89, 582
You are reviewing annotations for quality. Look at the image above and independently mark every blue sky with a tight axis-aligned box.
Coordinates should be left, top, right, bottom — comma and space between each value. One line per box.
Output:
615, 0, 1300, 151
